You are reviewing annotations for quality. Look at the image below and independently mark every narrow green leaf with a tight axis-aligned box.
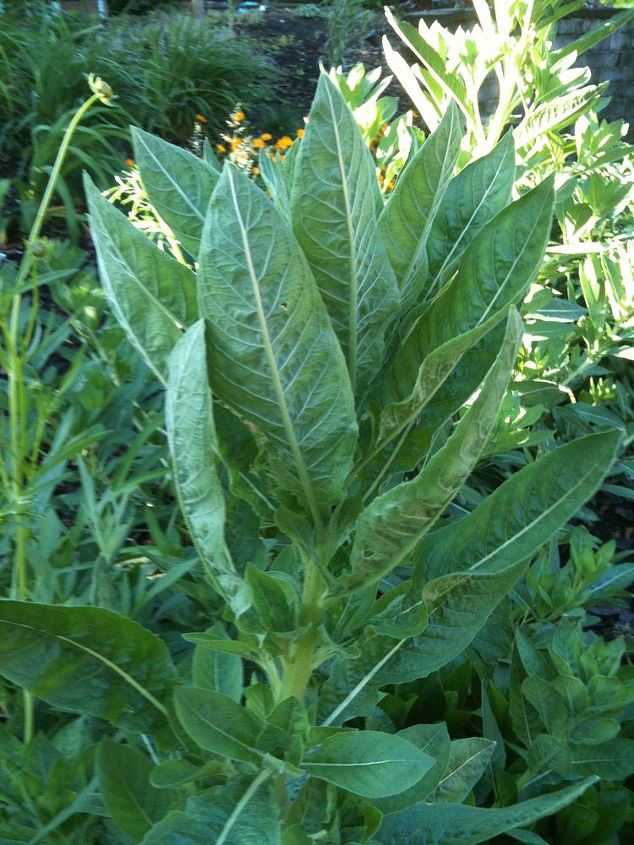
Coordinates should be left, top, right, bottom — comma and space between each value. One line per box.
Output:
174, 688, 265, 764
198, 163, 358, 514
301, 731, 434, 799
0, 602, 175, 733
132, 126, 220, 256
515, 85, 607, 151
291, 73, 399, 395
85, 176, 197, 381
345, 311, 522, 590
259, 149, 293, 223
379, 101, 463, 304
385, 10, 472, 123
98, 738, 173, 839
426, 131, 515, 292
375, 779, 598, 844
166, 321, 251, 616
552, 10, 634, 62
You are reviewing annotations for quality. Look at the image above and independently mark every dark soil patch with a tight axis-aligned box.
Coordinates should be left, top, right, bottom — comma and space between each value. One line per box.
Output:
233, 6, 391, 132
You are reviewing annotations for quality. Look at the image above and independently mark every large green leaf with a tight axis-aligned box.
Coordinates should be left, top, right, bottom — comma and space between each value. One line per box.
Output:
384, 177, 554, 407
413, 431, 621, 586
379, 101, 464, 305
344, 310, 522, 590
321, 432, 619, 720
98, 738, 174, 839
197, 162, 357, 515
301, 730, 434, 799
290, 73, 399, 395
84, 176, 197, 382
0, 602, 175, 733
174, 688, 265, 764
429, 739, 495, 803
374, 724, 451, 814
374, 779, 598, 844
425, 131, 515, 293
132, 127, 220, 256
140, 775, 279, 845
377, 311, 507, 449
166, 321, 251, 616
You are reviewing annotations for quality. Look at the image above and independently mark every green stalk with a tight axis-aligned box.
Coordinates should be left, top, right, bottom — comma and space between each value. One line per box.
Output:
7, 87, 104, 744
278, 555, 325, 701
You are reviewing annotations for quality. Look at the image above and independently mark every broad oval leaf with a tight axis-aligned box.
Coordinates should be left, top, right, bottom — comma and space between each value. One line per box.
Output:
132, 126, 220, 256
0, 601, 176, 734
166, 321, 251, 616
301, 730, 434, 799
426, 131, 515, 293
374, 778, 598, 844
291, 73, 399, 395
85, 175, 197, 382
379, 101, 464, 305
198, 162, 358, 515
345, 310, 522, 590
98, 738, 173, 839
174, 687, 265, 764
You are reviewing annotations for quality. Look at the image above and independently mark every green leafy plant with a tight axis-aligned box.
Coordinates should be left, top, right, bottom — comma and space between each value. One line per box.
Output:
1, 73, 624, 841
329, 63, 423, 192
383, 0, 634, 163
325, 0, 376, 68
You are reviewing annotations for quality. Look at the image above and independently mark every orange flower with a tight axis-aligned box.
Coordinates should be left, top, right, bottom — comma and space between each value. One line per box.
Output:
125, 158, 136, 168
195, 113, 207, 123
216, 144, 227, 154
252, 138, 266, 149
260, 132, 272, 141
275, 135, 293, 151
233, 110, 246, 123
296, 128, 304, 139
252, 166, 260, 175
230, 137, 242, 150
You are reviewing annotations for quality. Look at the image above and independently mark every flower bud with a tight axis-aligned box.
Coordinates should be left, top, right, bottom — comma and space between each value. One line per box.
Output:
88, 74, 113, 105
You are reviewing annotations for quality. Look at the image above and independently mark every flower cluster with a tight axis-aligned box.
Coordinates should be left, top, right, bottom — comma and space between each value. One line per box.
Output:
212, 108, 305, 177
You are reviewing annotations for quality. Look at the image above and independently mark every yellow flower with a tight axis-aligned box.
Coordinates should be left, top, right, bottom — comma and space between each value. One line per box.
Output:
195, 113, 207, 123
260, 132, 272, 141
233, 110, 246, 123
125, 158, 136, 168
275, 135, 293, 150
252, 138, 266, 149
230, 137, 242, 150
252, 166, 260, 175
216, 144, 227, 154
296, 128, 304, 139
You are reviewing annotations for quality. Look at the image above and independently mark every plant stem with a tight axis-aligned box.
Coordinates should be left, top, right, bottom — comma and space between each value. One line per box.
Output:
279, 555, 325, 701
6, 90, 101, 745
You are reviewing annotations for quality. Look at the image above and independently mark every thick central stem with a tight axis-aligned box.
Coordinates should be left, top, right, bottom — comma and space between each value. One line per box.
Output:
278, 555, 325, 701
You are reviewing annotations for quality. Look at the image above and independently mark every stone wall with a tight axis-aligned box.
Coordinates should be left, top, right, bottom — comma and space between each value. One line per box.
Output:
406, 7, 633, 132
